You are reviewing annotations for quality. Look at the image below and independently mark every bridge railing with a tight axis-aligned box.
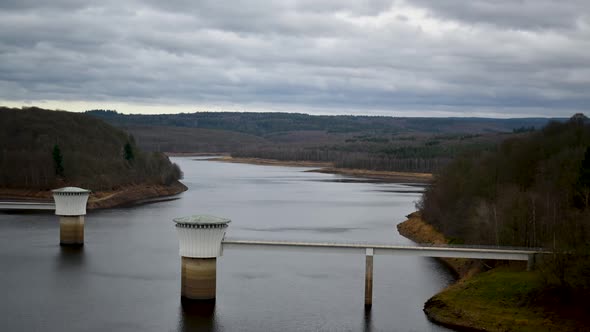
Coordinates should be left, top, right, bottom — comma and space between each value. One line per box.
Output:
222, 237, 546, 253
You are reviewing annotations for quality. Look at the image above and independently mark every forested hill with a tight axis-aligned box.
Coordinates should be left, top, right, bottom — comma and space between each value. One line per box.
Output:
0, 107, 182, 190
86, 110, 562, 173
87, 110, 558, 136
419, 114, 590, 289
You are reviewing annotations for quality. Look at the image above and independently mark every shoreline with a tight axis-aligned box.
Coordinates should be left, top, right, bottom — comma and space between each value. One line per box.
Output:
210, 156, 433, 183
208, 156, 333, 168
397, 212, 586, 332
397, 212, 484, 279
166, 152, 229, 157
0, 181, 188, 210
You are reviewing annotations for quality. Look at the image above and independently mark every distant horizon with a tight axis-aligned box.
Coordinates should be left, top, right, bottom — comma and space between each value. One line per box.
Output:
0, 102, 579, 119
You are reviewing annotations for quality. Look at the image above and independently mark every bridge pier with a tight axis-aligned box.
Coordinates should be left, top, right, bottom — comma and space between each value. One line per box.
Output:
174, 215, 231, 302
52, 187, 90, 246
365, 248, 374, 308
527, 254, 536, 271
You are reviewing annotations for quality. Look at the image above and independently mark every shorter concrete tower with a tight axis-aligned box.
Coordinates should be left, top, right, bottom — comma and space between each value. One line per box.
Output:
52, 187, 91, 246
173, 215, 231, 302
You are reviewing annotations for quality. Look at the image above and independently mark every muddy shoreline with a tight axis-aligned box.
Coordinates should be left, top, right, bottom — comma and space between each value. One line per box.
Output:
0, 181, 188, 210
210, 156, 433, 183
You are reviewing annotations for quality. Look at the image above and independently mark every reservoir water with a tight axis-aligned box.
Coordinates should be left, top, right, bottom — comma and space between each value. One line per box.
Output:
0, 157, 454, 331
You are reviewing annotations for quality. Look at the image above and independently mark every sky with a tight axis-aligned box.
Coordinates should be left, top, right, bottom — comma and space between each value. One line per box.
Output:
0, 0, 589, 117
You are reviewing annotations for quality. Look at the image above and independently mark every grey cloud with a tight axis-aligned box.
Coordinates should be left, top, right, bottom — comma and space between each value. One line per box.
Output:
0, 1, 589, 116
411, 0, 590, 31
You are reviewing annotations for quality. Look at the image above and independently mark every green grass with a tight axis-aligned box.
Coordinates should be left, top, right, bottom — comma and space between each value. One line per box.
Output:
425, 266, 585, 332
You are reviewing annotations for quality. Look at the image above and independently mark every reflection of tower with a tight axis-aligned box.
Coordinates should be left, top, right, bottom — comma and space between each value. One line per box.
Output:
174, 215, 231, 301
52, 187, 90, 246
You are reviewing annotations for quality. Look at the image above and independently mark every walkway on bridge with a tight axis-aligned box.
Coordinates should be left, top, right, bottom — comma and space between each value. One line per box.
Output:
0, 201, 55, 211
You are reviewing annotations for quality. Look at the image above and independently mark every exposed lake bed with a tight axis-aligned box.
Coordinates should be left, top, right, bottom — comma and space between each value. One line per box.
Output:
0, 157, 454, 331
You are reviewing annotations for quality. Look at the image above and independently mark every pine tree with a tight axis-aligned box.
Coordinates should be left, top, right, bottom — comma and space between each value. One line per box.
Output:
124, 142, 134, 162
52, 144, 64, 177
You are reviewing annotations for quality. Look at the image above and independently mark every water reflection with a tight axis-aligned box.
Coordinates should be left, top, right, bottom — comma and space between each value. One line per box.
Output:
364, 307, 374, 332
56, 246, 86, 270
179, 300, 217, 332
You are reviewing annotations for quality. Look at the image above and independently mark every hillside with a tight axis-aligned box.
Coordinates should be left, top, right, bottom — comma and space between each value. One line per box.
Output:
121, 125, 270, 153
419, 114, 590, 291
0, 107, 183, 192
87, 110, 560, 173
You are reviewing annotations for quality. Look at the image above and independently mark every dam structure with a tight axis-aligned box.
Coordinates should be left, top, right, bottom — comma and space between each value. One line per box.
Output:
52, 187, 90, 246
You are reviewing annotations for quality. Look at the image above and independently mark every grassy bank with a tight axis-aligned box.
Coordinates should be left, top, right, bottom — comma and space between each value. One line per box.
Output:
397, 213, 589, 331
424, 267, 587, 332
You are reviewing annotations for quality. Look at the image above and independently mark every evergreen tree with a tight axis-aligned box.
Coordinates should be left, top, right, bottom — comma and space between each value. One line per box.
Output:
124, 142, 134, 162
575, 146, 590, 208
52, 144, 64, 177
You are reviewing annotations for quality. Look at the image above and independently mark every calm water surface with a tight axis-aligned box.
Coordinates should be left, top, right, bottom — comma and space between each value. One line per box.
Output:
0, 158, 454, 331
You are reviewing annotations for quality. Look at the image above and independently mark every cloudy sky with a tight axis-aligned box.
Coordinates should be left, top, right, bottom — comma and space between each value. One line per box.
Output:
1, 1, 589, 117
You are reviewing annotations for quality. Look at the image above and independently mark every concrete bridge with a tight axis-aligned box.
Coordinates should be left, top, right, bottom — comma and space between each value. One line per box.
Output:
222, 238, 538, 261
0, 201, 55, 211
222, 238, 544, 307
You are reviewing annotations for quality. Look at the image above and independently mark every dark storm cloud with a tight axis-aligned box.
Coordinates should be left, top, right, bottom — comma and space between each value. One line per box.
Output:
0, 0, 589, 116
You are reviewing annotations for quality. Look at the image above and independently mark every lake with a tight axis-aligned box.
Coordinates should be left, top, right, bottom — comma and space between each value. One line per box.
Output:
0, 157, 454, 331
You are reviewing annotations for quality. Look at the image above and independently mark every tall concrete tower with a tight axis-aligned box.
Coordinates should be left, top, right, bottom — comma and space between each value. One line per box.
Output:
52, 187, 90, 246
174, 215, 231, 302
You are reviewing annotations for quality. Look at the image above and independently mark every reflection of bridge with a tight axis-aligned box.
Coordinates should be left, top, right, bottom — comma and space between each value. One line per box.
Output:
0, 201, 55, 210
222, 238, 545, 307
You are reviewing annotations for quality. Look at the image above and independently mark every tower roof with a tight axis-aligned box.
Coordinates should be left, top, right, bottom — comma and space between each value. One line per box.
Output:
173, 215, 231, 225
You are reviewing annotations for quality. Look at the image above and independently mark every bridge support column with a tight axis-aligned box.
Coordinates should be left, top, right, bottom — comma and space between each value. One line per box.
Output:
527, 254, 536, 271
52, 187, 90, 247
174, 215, 231, 303
365, 248, 374, 308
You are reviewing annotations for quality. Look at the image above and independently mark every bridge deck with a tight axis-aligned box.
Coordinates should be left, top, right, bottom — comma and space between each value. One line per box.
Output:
222, 238, 542, 261
0, 201, 55, 211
